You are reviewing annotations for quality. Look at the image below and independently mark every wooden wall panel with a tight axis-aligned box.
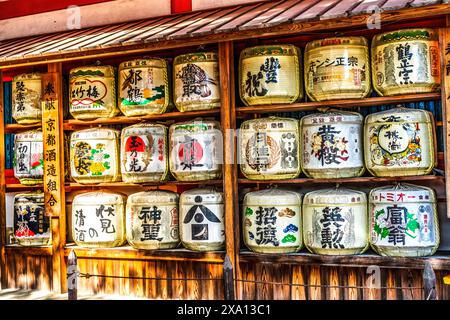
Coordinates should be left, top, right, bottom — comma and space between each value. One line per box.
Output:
3, 253, 52, 290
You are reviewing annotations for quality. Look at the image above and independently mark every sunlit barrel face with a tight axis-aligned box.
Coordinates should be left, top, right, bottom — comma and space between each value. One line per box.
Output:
13, 130, 44, 186
371, 28, 440, 96
369, 183, 440, 257
12, 73, 43, 124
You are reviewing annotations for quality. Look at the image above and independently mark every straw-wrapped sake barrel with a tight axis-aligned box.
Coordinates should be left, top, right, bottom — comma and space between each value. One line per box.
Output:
364, 107, 436, 177
169, 120, 222, 181
13, 129, 44, 186
304, 37, 370, 101
118, 58, 170, 116
69, 65, 119, 119
12, 73, 42, 124
369, 183, 439, 257
300, 111, 364, 178
70, 128, 121, 184
173, 52, 220, 112
303, 188, 369, 255
371, 28, 440, 96
239, 45, 303, 106
179, 188, 224, 251
14, 191, 51, 246
243, 189, 302, 253
121, 124, 168, 183
239, 117, 300, 180
72, 191, 127, 247
126, 191, 179, 250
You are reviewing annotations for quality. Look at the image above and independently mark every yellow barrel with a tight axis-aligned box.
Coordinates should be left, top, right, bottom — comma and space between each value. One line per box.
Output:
369, 183, 440, 257
305, 37, 370, 101
239, 45, 303, 106
371, 28, 440, 96
13, 129, 43, 186
118, 58, 170, 116
364, 107, 436, 177
243, 188, 303, 254
69, 65, 119, 119
70, 128, 121, 184
173, 52, 220, 112
72, 191, 127, 248
12, 73, 42, 124
239, 117, 301, 180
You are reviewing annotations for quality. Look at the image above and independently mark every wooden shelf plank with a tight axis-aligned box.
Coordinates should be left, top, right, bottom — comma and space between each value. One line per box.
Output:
239, 250, 450, 270
5, 244, 53, 256
238, 175, 444, 185
63, 109, 220, 130
64, 180, 223, 191
64, 245, 225, 263
6, 184, 43, 192
236, 93, 441, 114
5, 123, 41, 133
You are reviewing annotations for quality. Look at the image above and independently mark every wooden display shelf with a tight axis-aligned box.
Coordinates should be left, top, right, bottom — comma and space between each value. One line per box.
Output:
63, 109, 220, 130
239, 250, 450, 271
238, 175, 444, 185
236, 93, 441, 115
5, 123, 41, 133
64, 180, 223, 191
5, 244, 53, 256
6, 184, 44, 192
64, 244, 225, 263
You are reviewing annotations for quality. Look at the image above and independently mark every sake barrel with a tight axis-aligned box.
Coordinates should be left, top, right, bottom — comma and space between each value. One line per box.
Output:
13, 129, 44, 186
364, 107, 435, 177
369, 183, 439, 257
372, 28, 440, 96
118, 58, 170, 116
126, 190, 179, 250
239, 117, 300, 180
179, 188, 224, 251
69, 65, 118, 120
173, 52, 220, 112
70, 128, 121, 184
14, 191, 50, 246
239, 45, 303, 106
243, 189, 303, 253
12, 73, 42, 124
303, 188, 368, 255
72, 191, 127, 247
300, 111, 364, 178
305, 37, 371, 101
121, 124, 168, 183
169, 120, 222, 181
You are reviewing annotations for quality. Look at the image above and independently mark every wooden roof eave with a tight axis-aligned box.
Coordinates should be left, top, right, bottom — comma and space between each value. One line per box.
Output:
1, 2, 450, 69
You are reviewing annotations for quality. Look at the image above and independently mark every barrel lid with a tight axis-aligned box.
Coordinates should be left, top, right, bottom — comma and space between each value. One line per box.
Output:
301, 111, 363, 125
14, 190, 44, 202
73, 191, 126, 205
241, 116, 299, 131
122, 123, 167, 135
170, 119, 221, 133
119, 58, 167, 69
180, 188, 223, 204
240, 44, 300, 58
127, 190, 179, 204
244, 188, 302, 206
370, 183, 436, 203
306, 36, 368, 51
15, 129, 42, 140
304, 187, 366, 205
69, 65, 115, 78
372, 28, 438, 45
71, 127, 120, 140
13, 73, 42, 81
364, 107, 433, 124
174, 52, 217, 65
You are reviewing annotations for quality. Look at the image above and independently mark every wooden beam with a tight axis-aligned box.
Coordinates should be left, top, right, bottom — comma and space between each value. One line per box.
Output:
219, 40, 239, 298
0, 69, 7, 288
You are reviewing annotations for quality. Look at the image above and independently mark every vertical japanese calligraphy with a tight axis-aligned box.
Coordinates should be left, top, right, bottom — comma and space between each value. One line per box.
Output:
441, 29, 450, 218
13, 130, 44, 185
12, 73, 42, 124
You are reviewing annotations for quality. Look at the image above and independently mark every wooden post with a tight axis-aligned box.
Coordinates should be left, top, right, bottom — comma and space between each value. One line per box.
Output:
440, 18, 450, 218
67, 250, 78, 300
219, 41, 240, 297
423, 261, 437, 300
0, 70, 7, 289
223, 255, 235, 300
42, 63, 67, 293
